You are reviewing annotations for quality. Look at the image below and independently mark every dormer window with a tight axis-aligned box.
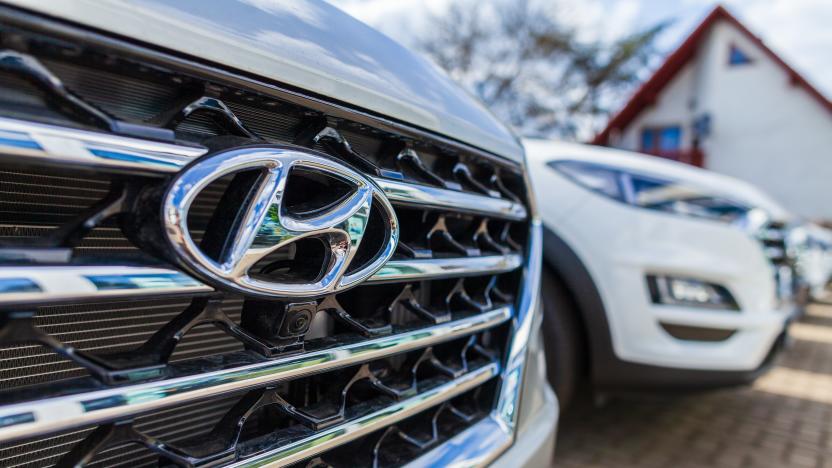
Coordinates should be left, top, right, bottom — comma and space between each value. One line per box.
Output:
728, 44, 752, 65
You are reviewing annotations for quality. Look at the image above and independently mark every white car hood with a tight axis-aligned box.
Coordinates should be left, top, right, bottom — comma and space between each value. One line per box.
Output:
4, 0, 523, 162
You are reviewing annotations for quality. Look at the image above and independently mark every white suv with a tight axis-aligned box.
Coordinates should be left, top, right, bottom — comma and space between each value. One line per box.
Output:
524, 139, 793, 406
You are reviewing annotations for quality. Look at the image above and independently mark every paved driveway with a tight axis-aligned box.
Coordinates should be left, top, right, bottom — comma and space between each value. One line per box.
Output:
555, 300, 832, 468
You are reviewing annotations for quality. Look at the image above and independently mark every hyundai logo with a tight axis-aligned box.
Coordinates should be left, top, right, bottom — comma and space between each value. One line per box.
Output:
162, 146, 399, 298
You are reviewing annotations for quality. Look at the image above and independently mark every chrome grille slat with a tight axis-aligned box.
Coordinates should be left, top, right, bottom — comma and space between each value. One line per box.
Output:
0, 116, 527, 221
0, 256, 522, 306
372, 255, 523, 283
0, 266, 213, 306
374, 178, 527, 221
0, 116, 206, 172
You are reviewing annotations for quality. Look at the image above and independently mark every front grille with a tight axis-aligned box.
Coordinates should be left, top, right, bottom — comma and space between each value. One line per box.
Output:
0, 10, 533, 468
758, 221, 789, 266
757, 221, 797, 303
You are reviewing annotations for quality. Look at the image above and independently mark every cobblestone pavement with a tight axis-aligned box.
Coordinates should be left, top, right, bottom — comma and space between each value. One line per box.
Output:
554, 300, 832, 468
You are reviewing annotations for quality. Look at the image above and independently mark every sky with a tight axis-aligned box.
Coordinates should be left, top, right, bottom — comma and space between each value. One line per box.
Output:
327, 0, 832, 99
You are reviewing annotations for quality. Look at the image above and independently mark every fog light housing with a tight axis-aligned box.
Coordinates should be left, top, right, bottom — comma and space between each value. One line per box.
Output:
647, 275, 739, 310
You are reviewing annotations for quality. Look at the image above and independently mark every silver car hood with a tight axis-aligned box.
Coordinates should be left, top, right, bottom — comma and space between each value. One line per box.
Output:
4, 0, 523, 162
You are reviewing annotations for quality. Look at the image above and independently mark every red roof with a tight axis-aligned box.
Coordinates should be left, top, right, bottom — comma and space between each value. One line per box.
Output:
593, 5, 832, 145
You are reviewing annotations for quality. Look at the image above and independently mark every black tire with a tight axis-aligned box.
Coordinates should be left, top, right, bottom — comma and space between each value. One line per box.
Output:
540, 266, 585, 409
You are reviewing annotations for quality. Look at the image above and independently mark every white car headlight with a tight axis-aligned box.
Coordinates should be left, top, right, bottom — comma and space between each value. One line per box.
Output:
548, 160, 767, 229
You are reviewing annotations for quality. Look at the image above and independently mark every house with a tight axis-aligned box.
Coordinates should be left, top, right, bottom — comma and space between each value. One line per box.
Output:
593, 5, 832, 222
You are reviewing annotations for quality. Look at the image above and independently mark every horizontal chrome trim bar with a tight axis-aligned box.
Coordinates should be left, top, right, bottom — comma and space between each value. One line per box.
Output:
0, 116, 206, 172
373, 178, 527, 221
231, 363, 499, 467
370, 254, 523, 283
0, 265, 212, 305
760, 228, 786, 241
0, 255, 522, 305
0, 117, 525, 219
0, 307, 510, 443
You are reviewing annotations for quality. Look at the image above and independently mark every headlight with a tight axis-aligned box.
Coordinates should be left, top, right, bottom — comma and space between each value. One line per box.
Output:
548, 160, 763, 227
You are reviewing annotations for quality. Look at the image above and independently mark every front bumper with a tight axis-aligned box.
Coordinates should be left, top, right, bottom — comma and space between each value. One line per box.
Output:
595, 325, 788, 391
634, 301, 789, 371
560, 201, 792, 373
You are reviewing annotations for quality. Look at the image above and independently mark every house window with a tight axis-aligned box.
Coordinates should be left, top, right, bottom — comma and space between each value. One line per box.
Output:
728, 44, 752, 65
641, 126, 681, 156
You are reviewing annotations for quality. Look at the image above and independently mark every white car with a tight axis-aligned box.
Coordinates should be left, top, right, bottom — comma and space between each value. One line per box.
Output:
524, 139, 793, 406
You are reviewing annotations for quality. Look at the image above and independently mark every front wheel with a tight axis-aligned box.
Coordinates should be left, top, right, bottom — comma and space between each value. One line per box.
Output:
540, 266, 585, 409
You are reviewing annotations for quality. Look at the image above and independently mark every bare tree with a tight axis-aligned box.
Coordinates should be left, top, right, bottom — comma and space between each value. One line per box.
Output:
418, 0, 666, 139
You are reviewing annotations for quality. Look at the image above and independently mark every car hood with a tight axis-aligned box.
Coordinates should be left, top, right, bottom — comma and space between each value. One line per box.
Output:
4, 0, 523, 162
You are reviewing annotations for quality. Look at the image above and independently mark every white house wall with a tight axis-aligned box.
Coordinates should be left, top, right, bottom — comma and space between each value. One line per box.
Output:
614, 19, 832, 221
700, 21, 832, 221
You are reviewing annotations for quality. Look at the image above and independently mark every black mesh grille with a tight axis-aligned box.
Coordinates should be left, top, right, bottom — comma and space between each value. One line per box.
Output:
0, 168, 110, 234
40, 59, 182, 124
0, 298, 244, 390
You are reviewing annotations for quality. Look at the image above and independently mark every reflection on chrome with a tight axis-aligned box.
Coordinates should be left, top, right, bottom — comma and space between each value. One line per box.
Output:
374, 177, 528, 221
370, 254, 524, 283
497, 221, 542, 430
0, 255, 524, 306
0, 266, 212, 305
0, 116, 205, 172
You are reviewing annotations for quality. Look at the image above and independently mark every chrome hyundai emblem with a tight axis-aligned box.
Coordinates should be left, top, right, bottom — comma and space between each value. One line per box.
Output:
162, 146, 398, 298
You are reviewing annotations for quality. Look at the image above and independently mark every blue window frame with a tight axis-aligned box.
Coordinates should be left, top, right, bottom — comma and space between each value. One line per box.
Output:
640, 129, 655, 152
658, 126, 681, 151
640, 126, 681, 153
729, 44, 752, 65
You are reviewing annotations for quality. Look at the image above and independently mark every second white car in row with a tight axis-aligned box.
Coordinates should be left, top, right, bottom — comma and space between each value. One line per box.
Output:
525, 139, 795, 406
